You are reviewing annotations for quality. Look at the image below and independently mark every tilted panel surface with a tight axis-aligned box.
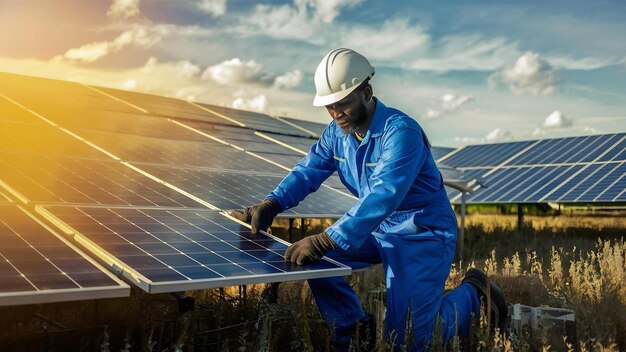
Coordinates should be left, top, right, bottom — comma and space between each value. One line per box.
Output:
0, 97, 49, 125
577, 162, 625, 202
0, 153, 202, 207
0, 205, 128, 306
441, 141, 534, 168
95, 87, 233, 125
0, 121, 108, 159
77, 130, 286, 174
431, 147, 456, 161
137, 164, 355, 217
199, 104, 310, 137
280, 116, 327, 137
41, 206, 350, 293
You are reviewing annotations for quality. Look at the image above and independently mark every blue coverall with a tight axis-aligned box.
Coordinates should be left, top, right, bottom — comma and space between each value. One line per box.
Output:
268, 99, 479, 351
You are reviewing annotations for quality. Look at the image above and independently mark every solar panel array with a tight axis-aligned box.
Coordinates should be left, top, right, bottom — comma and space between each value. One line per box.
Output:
441, 133, 626, 203
0, 72, 353, 303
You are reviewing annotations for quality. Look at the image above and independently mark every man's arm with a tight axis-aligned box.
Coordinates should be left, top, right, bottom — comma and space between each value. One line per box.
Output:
266, 126, 336, 211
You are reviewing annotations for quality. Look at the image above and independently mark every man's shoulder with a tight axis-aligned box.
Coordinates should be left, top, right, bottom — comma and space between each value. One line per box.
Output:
382, 108, 422, 132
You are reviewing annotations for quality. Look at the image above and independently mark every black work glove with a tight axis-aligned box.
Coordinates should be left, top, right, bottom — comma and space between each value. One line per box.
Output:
230, 199, 282, 234
284, 232, 337, 265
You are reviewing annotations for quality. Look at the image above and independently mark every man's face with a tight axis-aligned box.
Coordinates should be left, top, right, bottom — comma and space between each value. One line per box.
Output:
325, 89, 368, 135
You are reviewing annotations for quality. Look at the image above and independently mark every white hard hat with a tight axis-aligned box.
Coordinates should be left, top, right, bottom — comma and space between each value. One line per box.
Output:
313, 48, 375, 107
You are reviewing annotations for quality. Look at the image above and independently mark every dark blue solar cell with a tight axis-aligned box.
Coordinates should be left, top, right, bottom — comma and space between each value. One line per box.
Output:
548, 165, 599, 202
217, 251, 260, 263
187, 252, 230, 265
174, 266, 222, 280
442, 141, 532, 168
509, 166, 561, 202
557, 164, 606, 202
140, 267, 187, 282
100, 243, 146, 256
210, 263, 255, 277
167, 242, 210, 254
245, 250, 285, 262
496, 166, 547, 202
137, 242, 178, 255
598, 134, 626, 162
431, 147, 456, 160
523, 165, 584, 202
239, 262, 284, 275
577, 163, 623, 201
595, 164, 626, 201
155, 254, 201, 267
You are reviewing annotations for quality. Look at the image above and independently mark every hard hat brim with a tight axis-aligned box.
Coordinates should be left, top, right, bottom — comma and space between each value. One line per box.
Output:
312, 84, 361, 107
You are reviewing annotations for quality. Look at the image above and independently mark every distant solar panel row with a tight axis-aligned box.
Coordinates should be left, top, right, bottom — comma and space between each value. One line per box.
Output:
38, 206, 349, 293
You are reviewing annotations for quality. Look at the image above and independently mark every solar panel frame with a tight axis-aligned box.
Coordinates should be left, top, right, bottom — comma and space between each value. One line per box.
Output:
0, 204, 129, 306
37, 206, 351, 293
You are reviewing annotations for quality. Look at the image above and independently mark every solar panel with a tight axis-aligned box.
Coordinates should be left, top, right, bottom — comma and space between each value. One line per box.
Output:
136, 164, 356, 217
0, 204, 129, 306
440, 141, 535, 168
0, 153, 203, 208
93, 86, 235, 126
0, 95, 49, 125
0, 120, 109, 159
597, 134, 626, 162
431, 147, 456, 161
37, 206, 350, 293
196, 104, 311, 137
75, 129, 287, 174
277, 116, 327, 137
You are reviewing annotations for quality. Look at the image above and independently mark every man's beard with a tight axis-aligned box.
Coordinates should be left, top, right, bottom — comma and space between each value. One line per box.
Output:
338, 104, 368, 135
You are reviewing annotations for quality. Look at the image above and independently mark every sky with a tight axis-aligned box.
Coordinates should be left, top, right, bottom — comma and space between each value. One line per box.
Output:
0, 0, 625, 147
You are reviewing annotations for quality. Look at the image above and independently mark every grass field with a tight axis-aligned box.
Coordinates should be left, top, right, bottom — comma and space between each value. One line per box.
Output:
1, 212, 624, 351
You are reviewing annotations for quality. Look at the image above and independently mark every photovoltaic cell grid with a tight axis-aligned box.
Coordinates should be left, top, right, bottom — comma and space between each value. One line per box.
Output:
0, 205, 128, 306
75, 129, 287, 174
0, 153, 202, 208
39, 206, 350, 293
279, 116, 327, 137
0, 121, 109, 159
137, 164, 356, 217
431, 147, 456, 161
95, 86, 235, 126
440, 141, 535, 168
0, 96, 49, 125
197, 104, 312, 137
445, 133, 626, 203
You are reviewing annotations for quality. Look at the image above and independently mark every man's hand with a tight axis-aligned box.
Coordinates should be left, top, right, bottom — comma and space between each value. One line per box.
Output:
230, 199, 282, 234
284, 232, 337, 265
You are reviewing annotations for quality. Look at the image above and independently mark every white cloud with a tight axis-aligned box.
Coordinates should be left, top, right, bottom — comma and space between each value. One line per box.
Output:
52, 27, 162, 64
454, 128, 513, 145
546, 55, 624, 70
486, 128, 513, 142
202, 58, 267, 85
410, 36, 520, 72
198, 0, 227, 16
490, 52, 559, 96
232, 94, 268, 112
107, 0, 140, 20
342, 18, 429, 61
423, 93, 473, 120
304, 0, 363, 23
542, 110, 572, 128
175, 60, 201, 78
273, 69, 303, 89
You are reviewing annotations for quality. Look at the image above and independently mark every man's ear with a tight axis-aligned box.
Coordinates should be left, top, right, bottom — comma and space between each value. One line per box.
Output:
362, 84, 373, 102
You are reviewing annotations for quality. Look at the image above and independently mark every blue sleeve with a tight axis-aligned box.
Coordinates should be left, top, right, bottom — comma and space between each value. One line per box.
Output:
266, 126, 336, 210
326, 124, 428, 250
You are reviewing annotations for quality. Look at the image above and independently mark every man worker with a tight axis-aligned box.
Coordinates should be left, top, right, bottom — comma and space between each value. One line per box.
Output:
233, 48, 507, 351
